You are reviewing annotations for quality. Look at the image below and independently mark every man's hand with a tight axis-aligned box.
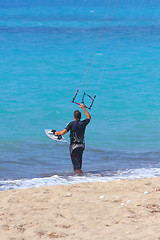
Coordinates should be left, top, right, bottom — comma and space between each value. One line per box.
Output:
80, 104, 85, 109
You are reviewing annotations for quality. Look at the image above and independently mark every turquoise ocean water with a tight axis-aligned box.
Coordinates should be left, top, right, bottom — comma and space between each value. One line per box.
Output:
1, 0, 160, 190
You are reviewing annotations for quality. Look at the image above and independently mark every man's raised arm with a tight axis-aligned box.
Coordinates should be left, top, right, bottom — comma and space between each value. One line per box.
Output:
80, 104, 91, 120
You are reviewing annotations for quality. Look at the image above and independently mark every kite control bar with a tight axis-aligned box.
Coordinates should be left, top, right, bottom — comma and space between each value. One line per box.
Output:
72, 90, 96, 110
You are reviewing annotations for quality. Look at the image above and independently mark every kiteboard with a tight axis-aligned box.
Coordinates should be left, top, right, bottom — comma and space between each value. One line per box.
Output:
45, 129, 68, 143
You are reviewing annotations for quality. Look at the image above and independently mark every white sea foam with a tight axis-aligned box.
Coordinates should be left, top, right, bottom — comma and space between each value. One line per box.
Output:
1, 167, 160, 191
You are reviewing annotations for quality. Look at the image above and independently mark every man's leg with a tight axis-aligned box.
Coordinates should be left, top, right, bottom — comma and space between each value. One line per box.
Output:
71, 147, 83, 175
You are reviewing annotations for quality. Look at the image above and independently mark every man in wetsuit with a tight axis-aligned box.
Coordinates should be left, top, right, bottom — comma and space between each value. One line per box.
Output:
55, 104, 91, 174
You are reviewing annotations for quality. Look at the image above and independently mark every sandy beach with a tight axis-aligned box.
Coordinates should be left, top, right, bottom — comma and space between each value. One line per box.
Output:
1, 177, 160, 240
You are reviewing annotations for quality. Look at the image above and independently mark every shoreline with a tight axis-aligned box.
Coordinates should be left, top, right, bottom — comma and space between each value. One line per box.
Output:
1, 177, 160, 239
1, 166, 160, 192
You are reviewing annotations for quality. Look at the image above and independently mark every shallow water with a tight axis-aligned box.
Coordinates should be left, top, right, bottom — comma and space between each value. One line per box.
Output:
1, 0, 160, 190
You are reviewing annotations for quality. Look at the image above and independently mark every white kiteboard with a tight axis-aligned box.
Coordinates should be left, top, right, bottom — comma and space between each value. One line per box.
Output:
45, 129, 68, 143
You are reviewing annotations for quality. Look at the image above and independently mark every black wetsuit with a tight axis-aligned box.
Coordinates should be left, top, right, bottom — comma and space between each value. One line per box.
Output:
65, 118, 90, 170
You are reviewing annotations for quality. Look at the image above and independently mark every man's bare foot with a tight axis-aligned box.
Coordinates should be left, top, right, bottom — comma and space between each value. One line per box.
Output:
74, 169, 83, 175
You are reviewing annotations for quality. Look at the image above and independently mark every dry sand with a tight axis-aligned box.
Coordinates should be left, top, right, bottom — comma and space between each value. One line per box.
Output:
1, 177, 160, 240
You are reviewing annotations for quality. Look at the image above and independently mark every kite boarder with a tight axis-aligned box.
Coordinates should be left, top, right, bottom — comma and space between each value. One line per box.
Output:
55, 104, 91, 175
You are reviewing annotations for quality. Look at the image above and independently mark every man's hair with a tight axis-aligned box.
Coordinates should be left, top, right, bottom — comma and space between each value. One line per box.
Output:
74, 110, 81, 120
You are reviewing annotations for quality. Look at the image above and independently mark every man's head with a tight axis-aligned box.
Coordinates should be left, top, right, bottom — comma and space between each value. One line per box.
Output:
74, 110, 81, 121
